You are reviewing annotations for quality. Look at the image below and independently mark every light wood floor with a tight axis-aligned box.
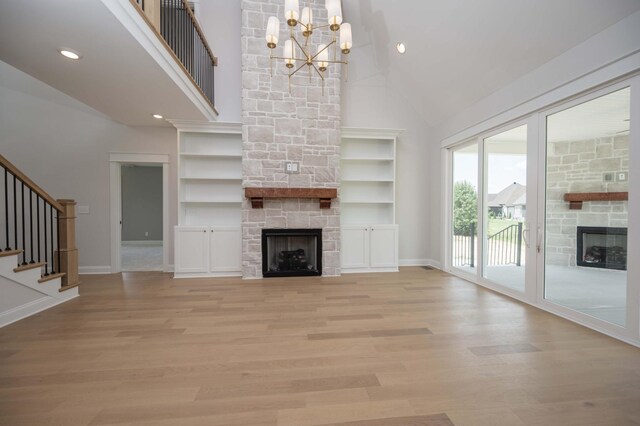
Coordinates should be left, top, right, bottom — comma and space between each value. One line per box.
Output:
1, 267, 640, 425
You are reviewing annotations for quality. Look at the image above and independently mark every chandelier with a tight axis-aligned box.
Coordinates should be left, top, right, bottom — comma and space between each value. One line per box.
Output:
265, 0, 352, 94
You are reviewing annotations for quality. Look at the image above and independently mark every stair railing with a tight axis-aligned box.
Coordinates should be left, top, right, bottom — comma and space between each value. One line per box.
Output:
0, 155, 78, 289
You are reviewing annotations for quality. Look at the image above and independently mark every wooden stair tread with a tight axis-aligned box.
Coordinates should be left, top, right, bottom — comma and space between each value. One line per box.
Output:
0, 249, 23, 258
14, 262, 46, 273
59, 282, 80, 292
38, 272, 66, 283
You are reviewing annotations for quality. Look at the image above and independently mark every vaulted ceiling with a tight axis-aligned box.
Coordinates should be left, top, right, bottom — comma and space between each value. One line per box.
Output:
343, 0, 640, 127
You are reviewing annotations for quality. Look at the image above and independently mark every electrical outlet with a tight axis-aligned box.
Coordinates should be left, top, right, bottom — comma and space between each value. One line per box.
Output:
603, 172, 614, 182
616, 171, 628, 182
284, 162, 300, 174
145, 231, 149, 237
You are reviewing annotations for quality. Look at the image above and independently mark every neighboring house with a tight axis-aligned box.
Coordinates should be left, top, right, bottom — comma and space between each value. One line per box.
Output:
488, 182, 526, 220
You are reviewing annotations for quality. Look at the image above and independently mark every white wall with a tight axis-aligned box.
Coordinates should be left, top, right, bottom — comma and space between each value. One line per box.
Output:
429, 11, 640, 266
198, 0, 242, 122
342, 74, 432, 265
0, 60, 178, 271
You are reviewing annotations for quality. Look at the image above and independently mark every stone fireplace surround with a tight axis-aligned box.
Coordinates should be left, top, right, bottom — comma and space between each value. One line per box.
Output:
241, 0, 342, 279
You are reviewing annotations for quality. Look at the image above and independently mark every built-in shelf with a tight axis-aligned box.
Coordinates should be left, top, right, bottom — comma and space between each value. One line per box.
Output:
340, 128, 402, 273
563, 192, 628, 210
342, 178, 394, 182
341, 157, 395, 161
180, 177, 242, 181
180, 153, 242, 158
342, 200, 394, 204
181, 200, 243, 204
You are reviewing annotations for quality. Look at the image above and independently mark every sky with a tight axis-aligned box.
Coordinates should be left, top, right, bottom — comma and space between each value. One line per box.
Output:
453, 153, 527, 194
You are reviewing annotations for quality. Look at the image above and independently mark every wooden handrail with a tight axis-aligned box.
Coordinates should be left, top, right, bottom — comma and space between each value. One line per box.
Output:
180, 0, 218, 66
0, 155, 63, 212
128, 0, 219, 112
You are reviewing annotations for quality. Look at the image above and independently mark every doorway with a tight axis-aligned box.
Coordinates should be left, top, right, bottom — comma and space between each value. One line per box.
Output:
109, 153, 170, 273
121, 164, 163, 271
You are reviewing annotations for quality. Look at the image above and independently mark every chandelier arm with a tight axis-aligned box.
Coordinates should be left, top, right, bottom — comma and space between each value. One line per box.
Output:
311, 23, 332, 30
270, 56, 308, 62
323, 59, 348, 65
292, 36, 309, 58
310, 40, 336, 61
289, 62, 309, 77
310, 63, 324, 79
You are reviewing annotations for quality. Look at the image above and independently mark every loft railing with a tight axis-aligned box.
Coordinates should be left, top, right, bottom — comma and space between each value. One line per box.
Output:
132, 0, 217, 110
0, 155, 78, 290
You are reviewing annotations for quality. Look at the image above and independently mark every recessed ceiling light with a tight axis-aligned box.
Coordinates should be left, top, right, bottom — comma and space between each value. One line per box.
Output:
396, 43, 406, 54
58, 49, 81, 60
152, 114, 164, 119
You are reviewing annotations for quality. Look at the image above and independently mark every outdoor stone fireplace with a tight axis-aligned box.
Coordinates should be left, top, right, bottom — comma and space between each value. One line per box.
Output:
576, 226, 627, 270
546, 134, 629, 267
241, 0, 341, 278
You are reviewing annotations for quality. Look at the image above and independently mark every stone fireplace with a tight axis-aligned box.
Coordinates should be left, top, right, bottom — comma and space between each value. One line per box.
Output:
241, 0, 341, 278
262, 228, 322, 277
546, 134, 628, 267
576, 226, 627, 270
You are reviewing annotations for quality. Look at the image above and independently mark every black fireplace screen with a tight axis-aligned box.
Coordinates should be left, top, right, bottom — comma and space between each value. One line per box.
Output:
576, 226, 627, 270
262, 229, 322, 277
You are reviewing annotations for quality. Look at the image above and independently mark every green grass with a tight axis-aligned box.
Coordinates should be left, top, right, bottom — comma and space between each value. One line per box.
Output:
487, 218, 522, 239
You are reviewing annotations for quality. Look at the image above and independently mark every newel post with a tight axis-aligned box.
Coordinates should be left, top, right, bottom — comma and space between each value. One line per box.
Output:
57, 199, 79, 289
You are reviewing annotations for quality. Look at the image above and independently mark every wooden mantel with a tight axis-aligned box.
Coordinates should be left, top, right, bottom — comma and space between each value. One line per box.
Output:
245, 187, 338, 209
563, 192, 628, 210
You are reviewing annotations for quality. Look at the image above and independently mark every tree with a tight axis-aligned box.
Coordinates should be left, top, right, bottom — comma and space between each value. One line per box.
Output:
453, 181, 477, 235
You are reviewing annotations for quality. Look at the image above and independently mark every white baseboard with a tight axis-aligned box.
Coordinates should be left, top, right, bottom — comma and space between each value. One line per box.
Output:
426, 259, 442, 269
79, 266, 112, 275
398, 259, 442, 270
399, 259, 430, 267
0, 293, 79, 328
122, 241, 163, 246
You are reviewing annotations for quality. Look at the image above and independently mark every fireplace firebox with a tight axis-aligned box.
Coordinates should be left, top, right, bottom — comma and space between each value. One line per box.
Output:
262, 229, 322, 277
576, 226, 627, 270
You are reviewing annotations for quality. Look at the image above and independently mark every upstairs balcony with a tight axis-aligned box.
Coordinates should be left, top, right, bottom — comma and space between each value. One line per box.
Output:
131, 0, 217, 112
0, 0, 219, 125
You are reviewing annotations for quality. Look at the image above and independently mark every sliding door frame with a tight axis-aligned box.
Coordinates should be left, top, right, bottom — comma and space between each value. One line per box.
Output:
535, 78, 639, 343
443, 74, 640, 347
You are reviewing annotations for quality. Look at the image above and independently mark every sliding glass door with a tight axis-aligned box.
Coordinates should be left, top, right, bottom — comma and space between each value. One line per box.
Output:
451, 142, 478, 274
447, 77, 638, 343
482, 125, 529, 293
542, 87, 630, 327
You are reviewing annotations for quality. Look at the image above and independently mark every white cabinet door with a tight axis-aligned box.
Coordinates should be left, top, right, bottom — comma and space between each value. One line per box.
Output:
341, 226, 370, 269
369, 225, 398, 268
210, 227, 242, 272
175, 226, 209, 273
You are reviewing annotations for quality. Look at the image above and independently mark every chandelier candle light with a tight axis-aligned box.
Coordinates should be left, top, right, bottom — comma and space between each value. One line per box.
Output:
265, 0, 352, 94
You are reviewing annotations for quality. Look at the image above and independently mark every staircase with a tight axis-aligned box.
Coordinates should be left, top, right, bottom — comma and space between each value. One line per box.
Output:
0, 155, 79, 327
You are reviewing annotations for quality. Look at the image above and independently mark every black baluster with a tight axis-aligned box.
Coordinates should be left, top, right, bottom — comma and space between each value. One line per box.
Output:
43, 199, 48, 275
36, 195, 41, 262
57, 211, 61, 277
50, 205, 55, 274
13, 175, 18, 259
20, 181, 26, 265
29, 189, 34, 263
3, 169, 8, 250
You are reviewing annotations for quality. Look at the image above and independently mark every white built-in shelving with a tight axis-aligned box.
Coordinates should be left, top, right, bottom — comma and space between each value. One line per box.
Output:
172, 121, 243, 277
340, 128, 402, 272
